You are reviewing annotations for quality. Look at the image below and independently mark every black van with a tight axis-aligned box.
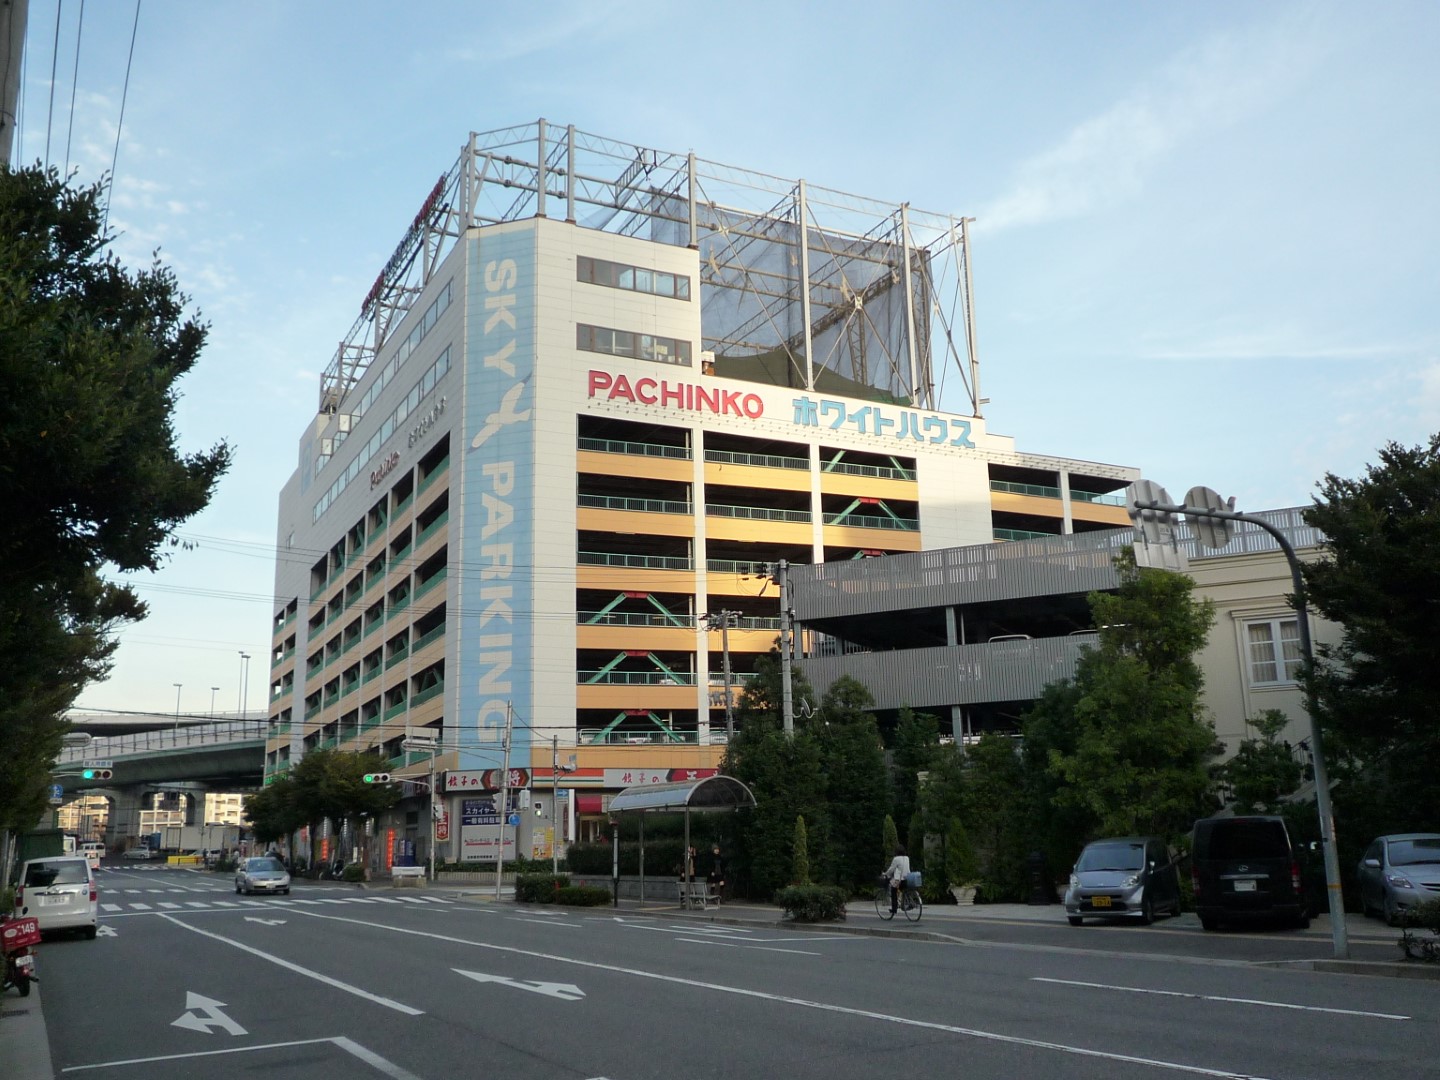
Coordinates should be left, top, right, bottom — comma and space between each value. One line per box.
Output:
1191, 815, 1310, 931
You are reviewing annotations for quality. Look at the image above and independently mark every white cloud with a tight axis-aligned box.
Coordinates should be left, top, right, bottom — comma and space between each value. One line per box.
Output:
979, 11, 1333, 232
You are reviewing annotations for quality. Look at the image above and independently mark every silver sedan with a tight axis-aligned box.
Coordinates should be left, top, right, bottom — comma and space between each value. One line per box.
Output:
235, 856, 291, 896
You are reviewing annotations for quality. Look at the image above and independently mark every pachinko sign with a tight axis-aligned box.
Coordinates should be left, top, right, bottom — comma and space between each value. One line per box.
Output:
587, 369, 764, 418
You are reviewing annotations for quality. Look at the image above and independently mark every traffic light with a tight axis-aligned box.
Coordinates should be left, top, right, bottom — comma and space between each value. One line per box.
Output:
81, 769, 113, 780
362, 773, 391, 784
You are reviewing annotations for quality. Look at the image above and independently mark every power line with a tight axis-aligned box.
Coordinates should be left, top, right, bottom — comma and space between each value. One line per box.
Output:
43, 0, 60, 165
62, 0, 82, 176
101, 0, 138, 234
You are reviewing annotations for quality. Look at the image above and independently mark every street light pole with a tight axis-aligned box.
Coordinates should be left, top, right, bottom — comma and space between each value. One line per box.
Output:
238, 652, 251, 719
172, 683, 183, 736
1133, 496, 1349, 960
703, 611, 739, 744
210, 686, 219, 718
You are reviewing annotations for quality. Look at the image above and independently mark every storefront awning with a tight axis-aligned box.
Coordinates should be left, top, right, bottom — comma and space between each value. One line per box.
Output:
575, 793, 604, 815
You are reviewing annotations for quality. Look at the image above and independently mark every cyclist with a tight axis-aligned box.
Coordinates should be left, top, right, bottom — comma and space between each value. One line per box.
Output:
883, 844, 911, 915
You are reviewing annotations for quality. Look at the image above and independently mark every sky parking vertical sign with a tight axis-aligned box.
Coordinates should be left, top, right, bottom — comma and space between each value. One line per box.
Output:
459, 227, 535, 774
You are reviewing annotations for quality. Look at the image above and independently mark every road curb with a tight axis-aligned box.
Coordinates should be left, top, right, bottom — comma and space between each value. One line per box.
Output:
1277, 958, 1440, 981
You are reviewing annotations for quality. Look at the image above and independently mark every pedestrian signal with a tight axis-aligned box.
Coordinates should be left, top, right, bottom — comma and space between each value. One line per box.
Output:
362, 773, 391, 784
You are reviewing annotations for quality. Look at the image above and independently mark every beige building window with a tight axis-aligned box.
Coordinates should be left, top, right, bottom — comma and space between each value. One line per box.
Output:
1246, 618, 1301, 686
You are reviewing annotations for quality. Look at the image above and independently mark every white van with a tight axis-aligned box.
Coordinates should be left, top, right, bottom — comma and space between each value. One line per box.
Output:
13, 856, 99, 938
80, 840, 105, 869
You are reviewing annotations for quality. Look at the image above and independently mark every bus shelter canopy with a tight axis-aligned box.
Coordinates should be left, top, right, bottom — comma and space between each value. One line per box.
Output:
607, 775, 756, 815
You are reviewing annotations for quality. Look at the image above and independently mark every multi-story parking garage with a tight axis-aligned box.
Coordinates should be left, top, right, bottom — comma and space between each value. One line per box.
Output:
265, 121, 1138, 860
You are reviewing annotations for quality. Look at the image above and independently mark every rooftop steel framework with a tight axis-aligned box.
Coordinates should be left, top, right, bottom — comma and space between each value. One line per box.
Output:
320, 119, 980, 419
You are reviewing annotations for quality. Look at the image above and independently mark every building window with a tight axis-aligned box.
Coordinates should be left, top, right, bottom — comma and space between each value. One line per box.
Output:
577, 323, 691, 366
578, 255, 690, 300
1246, 618, 1301, 686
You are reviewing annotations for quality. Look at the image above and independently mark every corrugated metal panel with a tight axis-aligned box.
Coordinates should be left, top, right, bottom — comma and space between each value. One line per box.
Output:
791, 530, 1133, 620
791, 509, 1322, 621
798, 636, 1091, 711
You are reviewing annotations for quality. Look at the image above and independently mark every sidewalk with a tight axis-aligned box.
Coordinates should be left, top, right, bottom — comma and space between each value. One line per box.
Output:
0, 981, 55, 1080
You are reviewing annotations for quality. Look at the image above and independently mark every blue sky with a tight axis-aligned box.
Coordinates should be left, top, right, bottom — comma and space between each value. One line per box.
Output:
13, 1, 1436, 716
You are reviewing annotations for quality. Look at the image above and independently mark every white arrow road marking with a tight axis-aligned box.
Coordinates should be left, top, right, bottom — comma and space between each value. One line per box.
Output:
454, 969, 585, 1001
95, 924, 118, 937
171, 992, 247, 1036
243, 917, 287, 926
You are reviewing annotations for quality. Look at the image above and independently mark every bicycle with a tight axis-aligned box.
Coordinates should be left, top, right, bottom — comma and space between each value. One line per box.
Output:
874, 875, 924, 922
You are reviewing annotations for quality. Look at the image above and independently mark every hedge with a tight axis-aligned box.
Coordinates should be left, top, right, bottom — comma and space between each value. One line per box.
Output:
775, 884, 848, 922
555, 885, 613, 906
515, 873, 570, 902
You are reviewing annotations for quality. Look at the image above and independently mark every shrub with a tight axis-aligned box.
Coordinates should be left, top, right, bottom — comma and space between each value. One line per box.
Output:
515, 873, 571, 902
793, 816, 810, 886
563, 840, 685, 877
555, 885, 612, 906
342, 863, 365, 882
1401, 898, 1440, 935
775, 884, 848, 922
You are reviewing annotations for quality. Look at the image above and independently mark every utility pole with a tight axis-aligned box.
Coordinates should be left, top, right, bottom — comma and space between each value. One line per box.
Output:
495, 703, 513, 902
777, 560, 794, 738
551, 736, 559, 876
0, 0, 27, 168
703, 610, 739, 742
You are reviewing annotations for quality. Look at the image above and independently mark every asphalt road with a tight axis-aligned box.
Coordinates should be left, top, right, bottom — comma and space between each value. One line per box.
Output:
32, 865, 1440, 1080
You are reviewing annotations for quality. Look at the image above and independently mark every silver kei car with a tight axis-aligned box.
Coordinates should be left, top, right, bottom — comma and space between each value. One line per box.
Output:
235, 856, 291, 896
1357, 833, 1440, 925
1064, 836, 1183, 926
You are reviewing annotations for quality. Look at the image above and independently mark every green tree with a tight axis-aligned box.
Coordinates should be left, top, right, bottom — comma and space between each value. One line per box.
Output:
1301, 434, 1440, 833
0, 166, 230, 835
244, 778, 303, 847
1046, 549, 1220, 839
792, 816, 810, 885
286, 749, 400, 868
815, 676, 890, 891
723, 651, 829, 897
1219, 709, 1304, 814
960, 733, 1029, 900
890, 706, 940, 835
882, 814, 899, 861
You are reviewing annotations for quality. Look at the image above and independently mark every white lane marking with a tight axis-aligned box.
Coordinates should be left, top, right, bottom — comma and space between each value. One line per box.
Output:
95, 924, 118, 937
244, 917, 287, 926
59, 1036, 423, 1079
674, 938, 821, 956
285, 909, 1273, 1078
157, 915, 423, 1016
513, 918, 580, 928
130, 903, 151, 910
1031, 978, 1410, 1021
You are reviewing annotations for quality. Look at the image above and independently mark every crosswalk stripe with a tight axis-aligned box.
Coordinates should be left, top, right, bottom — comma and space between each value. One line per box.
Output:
130, 903, 151, 910
213, 901, 238, 907
396, 896, 428, 904
369, 897, 402, 904
101, 904, 121, 912
158, 902, 182, 909
185, 902, 210, 908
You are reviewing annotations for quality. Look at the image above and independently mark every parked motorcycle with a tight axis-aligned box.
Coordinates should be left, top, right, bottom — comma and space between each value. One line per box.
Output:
2, 914, 41, 996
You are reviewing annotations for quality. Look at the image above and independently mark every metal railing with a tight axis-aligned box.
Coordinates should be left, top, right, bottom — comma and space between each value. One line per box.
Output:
706, 504, 811, 523
579, 493, 691, 515
579, 436, 691, 460
578, 611, 696, 628
578, 551, 692, 571
577, 670, 696, 686
823, 460, 915, 481
56, 720, 268, 763
704, 448, 807, 470
823, 512, 918, 531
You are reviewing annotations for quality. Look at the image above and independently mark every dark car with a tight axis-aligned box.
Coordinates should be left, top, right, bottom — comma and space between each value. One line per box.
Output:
1191, 815, 1310, 931
1357, 833, 1440, 925
1063, 836, 1183, 926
